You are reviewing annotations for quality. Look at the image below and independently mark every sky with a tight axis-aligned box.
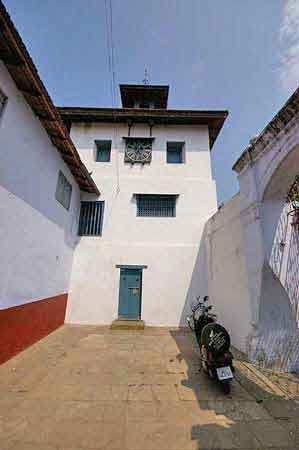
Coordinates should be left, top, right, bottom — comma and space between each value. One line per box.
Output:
3, 0, 299, 203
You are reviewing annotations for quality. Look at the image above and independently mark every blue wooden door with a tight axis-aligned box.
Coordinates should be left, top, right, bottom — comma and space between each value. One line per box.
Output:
118, 268, 142, 319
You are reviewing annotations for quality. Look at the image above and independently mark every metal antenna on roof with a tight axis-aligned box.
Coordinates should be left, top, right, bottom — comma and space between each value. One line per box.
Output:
143, 67, 150, 85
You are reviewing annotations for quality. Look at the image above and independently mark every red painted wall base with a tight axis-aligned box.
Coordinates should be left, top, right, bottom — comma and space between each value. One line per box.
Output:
0, 293, 68, 365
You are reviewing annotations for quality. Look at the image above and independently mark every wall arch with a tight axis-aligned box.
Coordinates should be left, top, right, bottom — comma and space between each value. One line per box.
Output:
262, 144, 299, 259
254, 143, 299, 370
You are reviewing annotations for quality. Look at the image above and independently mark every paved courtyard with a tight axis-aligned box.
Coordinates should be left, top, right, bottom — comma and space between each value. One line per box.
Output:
0, 325, 298, 450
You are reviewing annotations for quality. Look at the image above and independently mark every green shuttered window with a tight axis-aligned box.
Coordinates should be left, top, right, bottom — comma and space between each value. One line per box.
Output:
95, 140, 111, 162
136, 194, 176, 217
55, 170, 72, 210
78, 201, 104, 236
167, 142, 184, 164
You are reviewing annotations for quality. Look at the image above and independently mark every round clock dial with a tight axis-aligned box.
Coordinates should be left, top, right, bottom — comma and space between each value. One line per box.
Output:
125, 139, 152, 163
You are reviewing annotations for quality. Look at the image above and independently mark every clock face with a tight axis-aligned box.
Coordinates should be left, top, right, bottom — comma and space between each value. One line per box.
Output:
124, 139, 152, 163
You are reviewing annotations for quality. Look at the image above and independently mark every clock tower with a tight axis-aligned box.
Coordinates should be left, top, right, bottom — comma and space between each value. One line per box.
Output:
120, 84, 169, 164
58, 83, 228, 328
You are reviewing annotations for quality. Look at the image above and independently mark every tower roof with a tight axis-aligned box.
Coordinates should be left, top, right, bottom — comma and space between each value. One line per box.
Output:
120, 84, 169, 109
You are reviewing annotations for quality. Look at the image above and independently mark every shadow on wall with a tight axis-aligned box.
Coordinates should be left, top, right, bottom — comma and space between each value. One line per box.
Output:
179, 223, 209, 328
177, 190, 299, 372
252, 206, 299, 372
253, 149, 299, 372
250, 262, 299, 372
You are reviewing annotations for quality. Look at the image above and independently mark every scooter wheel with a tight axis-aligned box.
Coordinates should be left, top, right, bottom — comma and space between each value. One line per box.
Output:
222, 382, 231, 394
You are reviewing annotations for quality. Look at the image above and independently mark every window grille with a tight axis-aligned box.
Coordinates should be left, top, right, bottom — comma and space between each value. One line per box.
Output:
124, 137, 153, 163
95, 140, 111, 162
167, 142, 184, 164
136, 195, 176, 217
55, 170, 72, 210
78, 201, 104, 236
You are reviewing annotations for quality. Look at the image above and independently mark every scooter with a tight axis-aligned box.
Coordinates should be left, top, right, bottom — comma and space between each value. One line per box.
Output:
186, 296, 234, 394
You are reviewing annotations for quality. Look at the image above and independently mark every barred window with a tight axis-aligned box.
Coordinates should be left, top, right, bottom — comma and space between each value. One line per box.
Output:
95, 140, 111, 162
136, 194, 177, 217
55, 171, 72, 210
78, 201, 104, 236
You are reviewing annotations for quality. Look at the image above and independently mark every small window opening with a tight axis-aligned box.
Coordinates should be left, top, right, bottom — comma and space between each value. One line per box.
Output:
78, 201, 105, 236
167, 142, 184, 164
136, 194, 177, 217
55, 170, 72, 210
95, 140, 111, 162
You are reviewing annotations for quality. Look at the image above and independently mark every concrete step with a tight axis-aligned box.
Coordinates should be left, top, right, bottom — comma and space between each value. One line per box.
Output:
110, 319, 145, 330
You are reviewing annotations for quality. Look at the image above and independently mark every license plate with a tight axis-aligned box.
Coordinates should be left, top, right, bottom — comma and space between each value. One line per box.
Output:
216, 366, 233, 380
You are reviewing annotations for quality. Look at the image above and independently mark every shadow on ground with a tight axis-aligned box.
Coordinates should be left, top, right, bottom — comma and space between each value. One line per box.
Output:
170, 329, 299, 449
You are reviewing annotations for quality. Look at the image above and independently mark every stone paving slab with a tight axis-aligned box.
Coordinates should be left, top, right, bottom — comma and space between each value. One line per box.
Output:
260, 368, 299, 399
262, 398, 299, 419
0, 325, 298, 449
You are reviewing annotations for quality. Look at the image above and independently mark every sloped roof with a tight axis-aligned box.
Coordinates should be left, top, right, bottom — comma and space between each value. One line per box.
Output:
0, 1, 99, 194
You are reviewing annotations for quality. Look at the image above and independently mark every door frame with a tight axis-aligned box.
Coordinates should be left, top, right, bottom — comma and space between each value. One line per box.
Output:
116, 265, 147, 320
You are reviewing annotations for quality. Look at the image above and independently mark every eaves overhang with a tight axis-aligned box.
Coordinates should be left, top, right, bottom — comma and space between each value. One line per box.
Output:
58, 107, 228, 149
0, 1, 99, 195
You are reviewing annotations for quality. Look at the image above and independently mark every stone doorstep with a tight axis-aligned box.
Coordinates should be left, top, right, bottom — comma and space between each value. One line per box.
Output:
110, 320, 145, 330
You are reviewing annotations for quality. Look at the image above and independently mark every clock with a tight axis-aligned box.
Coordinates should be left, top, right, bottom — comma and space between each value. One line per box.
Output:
124, 137, 153, 164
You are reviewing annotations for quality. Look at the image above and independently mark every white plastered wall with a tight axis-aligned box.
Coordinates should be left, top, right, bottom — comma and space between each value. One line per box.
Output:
0, 62, 81, 309
205, 194, 252, 353
67, 122, 217, 326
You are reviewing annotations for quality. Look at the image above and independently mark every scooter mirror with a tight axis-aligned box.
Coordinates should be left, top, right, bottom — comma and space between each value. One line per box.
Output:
191, 302, 198, 312
203, 296, 209, 302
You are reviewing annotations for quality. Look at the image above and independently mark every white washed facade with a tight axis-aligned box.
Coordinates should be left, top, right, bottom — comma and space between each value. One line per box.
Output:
66, 118, 220, 326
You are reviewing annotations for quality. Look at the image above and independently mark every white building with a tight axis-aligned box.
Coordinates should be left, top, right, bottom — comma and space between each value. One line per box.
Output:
59, 85, 228, 327
3, 0, 298, 372
0, 3, 98, 363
